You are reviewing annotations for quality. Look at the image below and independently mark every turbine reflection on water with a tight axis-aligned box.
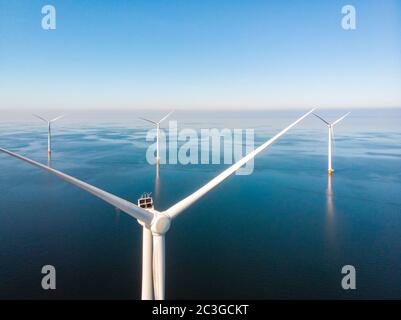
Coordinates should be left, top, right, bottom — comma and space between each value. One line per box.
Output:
325, 174, 337, 251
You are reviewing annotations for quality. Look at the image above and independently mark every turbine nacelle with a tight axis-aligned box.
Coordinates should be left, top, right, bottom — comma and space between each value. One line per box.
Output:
137, 194, 171, 234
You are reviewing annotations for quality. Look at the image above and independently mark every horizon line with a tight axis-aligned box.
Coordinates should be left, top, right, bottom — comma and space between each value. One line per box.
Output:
1, 106, 401, 113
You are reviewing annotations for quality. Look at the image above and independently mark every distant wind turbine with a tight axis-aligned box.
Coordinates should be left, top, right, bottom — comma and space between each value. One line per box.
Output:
313, 112, 350, 175
1, 108, 314, 300
33, 114, 65, 156
139, 110, 174, 164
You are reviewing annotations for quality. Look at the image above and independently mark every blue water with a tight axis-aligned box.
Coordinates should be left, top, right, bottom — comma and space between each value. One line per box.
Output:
0, 109, 400, 299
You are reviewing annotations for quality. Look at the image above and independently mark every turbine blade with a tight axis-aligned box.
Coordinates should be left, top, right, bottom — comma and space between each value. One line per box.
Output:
0, 147, 154, 225
165, 108, 316, 219
141, 226, 154, 300
158, 110, 174, 124
152, 233, 165, 300
32, 114, 49, 123
313, 113, 330, 125
332, 112, 350, 126
139, 117, 158, 125
50, 114, 65, 122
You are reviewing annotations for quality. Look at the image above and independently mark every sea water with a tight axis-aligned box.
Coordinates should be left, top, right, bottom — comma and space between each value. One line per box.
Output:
0, 109, 400, 299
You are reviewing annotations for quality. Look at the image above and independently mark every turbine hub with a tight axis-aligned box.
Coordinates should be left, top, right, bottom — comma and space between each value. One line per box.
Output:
151, 213, 171, 235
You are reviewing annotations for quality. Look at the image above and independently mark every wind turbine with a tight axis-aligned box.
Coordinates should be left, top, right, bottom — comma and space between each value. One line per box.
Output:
33, 114, 65, 157
139, 110, 174, 165
313, 112, 350, 175
1, 108, 314, 300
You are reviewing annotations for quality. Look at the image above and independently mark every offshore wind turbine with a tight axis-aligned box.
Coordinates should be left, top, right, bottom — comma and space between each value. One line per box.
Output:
33, 114, 65, 157
313, 112, 350, 175
1, 108, 314, 300
139, 110, 174, 165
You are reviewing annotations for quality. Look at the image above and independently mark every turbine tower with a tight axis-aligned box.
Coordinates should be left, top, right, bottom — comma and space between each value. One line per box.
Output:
313, 112, 350, 175
1, 108, 315, 300
33, 114, 65, 157
139, 110, 174, 165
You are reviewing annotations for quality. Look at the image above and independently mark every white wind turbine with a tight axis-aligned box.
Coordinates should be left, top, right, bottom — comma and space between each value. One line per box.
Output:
33, 114, 65, 156
1, 108, 314, 300
313, 112, 350, 175
139, 110, 174, 165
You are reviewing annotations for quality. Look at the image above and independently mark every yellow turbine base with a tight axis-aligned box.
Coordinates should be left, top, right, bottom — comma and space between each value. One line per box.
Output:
328, 169, 334, 175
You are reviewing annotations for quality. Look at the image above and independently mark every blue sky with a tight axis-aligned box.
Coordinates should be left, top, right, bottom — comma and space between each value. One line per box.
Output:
0, 0, 400, 110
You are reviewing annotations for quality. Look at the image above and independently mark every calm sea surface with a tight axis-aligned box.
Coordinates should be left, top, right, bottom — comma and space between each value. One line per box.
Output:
0, 109, 400, 299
